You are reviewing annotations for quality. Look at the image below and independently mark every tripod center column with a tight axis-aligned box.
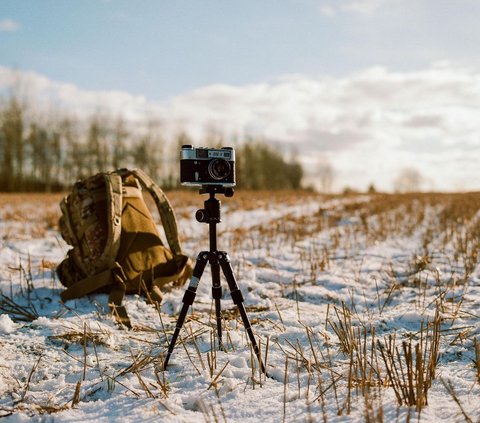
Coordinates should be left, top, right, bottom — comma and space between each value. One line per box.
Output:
205, 194, 221, 252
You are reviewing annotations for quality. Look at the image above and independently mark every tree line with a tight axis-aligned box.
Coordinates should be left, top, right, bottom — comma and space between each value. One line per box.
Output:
0, 95, 303, 192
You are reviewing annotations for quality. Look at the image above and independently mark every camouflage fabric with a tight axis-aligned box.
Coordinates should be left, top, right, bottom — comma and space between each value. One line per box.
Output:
57, 169, 192, 328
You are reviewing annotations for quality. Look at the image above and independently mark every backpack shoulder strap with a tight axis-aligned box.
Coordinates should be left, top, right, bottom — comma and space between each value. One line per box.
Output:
128, 168, 183, 256
99, 172, 123, 266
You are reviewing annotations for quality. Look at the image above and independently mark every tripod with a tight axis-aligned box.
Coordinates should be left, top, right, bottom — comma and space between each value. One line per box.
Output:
163, 185, 265, 373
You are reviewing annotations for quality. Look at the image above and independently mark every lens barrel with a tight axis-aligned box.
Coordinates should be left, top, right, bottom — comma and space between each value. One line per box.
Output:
208, 159, 231, 180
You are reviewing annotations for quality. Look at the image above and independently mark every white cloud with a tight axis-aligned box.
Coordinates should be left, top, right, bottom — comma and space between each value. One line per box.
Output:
318, 5, 337, 17
0, 63, 479, 192
0, 18, 20, 32
318, 0, 399, 17
343, 0, 397, 14
0, 66, 161, 124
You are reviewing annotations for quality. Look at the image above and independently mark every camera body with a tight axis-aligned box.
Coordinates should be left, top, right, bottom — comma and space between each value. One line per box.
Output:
180, 145, 235, 187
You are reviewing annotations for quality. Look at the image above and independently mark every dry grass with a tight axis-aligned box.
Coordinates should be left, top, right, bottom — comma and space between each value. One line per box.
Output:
474, 337, 480, 385
377, 311, 441, 412
1, 190, 479, 420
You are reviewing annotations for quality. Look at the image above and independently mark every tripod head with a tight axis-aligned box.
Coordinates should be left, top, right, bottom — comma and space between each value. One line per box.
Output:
195, 185, 234, 224
198, 185, 234, 197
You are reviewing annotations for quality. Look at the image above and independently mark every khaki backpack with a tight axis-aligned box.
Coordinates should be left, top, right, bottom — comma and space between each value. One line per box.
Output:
57, 168, 192, 328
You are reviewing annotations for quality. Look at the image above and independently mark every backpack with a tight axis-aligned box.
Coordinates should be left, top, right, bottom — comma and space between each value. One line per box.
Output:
56, 168, 192, 328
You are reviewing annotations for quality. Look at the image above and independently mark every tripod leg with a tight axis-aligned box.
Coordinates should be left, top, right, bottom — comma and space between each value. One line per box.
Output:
163, 252, 208, 370
210, 254, 224, 349
217, 252, 266, 374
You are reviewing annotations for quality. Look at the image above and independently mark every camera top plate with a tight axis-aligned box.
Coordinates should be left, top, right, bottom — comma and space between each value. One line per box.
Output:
180, 145, 235, 161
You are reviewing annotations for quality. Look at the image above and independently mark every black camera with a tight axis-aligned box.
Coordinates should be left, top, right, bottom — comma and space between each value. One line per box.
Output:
180, 145, 235, 187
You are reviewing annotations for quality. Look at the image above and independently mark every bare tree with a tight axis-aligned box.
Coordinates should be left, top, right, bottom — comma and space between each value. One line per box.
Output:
165, 132, 193, 188
393, 167, 423, 193
132, 118, 165, 181
317, 158, 335, 193
58, 117, 76, 185
112, 116, 129, 170
1, 96, 24, 190
86, 115, 110, 174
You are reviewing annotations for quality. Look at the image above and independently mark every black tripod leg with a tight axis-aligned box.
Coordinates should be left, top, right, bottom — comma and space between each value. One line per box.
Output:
217, 252, 266, 374
210, 254, 224, 349
163, 252, 209, 370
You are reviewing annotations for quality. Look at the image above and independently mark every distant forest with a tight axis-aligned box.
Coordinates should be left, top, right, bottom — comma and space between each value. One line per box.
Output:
0, 95, 303, 192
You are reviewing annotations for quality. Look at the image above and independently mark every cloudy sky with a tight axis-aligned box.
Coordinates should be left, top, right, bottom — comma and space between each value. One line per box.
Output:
1, 0, 479, 191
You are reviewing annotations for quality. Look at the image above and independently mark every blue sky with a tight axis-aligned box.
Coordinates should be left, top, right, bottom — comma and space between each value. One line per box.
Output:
2, 0, 478, 100
1, 0, 479, 191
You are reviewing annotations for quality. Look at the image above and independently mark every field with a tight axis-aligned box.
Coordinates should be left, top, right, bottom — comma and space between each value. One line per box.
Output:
0, 190, 479, 422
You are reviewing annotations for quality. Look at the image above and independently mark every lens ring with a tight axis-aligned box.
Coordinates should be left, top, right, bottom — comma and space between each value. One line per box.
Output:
208, 159, 231, 180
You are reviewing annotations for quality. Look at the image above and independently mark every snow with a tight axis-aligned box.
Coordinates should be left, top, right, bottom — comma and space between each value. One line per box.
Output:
0, 192, 479, 422
0, 314, 18, 334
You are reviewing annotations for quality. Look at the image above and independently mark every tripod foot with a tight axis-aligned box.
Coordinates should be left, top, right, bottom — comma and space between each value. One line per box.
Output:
163, 252, 209, 370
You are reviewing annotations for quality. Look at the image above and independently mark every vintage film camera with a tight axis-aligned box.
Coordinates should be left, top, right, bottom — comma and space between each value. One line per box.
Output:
180, 145, 235, 187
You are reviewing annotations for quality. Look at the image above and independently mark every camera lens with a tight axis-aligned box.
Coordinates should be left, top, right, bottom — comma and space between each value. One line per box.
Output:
208, 159, 231, 180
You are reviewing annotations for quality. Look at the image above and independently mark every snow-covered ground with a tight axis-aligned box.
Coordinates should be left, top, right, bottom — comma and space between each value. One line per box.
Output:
1, 191, 479, 422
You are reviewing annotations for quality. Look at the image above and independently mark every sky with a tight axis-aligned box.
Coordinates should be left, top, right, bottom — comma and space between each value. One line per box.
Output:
0, 0, 479, 192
